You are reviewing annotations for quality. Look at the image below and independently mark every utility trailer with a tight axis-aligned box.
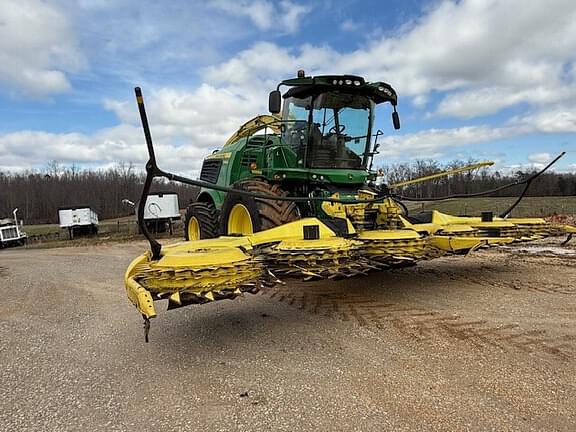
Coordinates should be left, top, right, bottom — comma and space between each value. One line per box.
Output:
142, 193, 180, 234
0, 208, 27, 248
58, 206, 99, 240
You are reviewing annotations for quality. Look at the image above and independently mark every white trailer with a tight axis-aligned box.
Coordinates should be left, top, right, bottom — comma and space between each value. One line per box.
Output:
142, 193, 180, 234
0, 208, 27, 248
144, 193, 180, 220
58, 206, 99, 239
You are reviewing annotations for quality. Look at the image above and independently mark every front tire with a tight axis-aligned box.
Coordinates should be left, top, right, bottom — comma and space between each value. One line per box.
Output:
220, 180, 300, 235
184, 202, 218, 240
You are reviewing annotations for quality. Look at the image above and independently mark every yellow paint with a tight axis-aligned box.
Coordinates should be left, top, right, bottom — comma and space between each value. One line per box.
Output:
125, 277, 157, 318
228, 203, 254, 235
205, 152, 232, 160
249, 217, 339, 244
124, 194, 576, 321
224, 115, 281, 147
389, 161, 493, 189
168, 291, 181, 305
187, 216, 200, 240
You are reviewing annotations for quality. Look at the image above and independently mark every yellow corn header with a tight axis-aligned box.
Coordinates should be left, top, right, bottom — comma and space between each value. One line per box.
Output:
125, 87, 575, 342
125, 202, 575, 329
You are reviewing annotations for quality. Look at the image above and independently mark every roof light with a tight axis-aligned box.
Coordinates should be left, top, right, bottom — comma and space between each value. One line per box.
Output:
353, 80, 361, 86
333, 79, 338, 85
338, 80, 343, 85
379, 86, 392, 96
297, 69, 305, 78
345, 79, 352, 85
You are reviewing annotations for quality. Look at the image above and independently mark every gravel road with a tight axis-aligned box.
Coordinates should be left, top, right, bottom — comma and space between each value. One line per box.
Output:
1, 239, 575, 431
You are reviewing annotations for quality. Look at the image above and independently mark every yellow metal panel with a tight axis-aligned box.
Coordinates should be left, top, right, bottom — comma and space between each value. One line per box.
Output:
154, 246, 251, 268
224, 115, 281, 147
125, 276, 157, 318
168, 291, 181, 305
249, 217, 339, 245
205, 152, 232, 160
358, 230, 421, 241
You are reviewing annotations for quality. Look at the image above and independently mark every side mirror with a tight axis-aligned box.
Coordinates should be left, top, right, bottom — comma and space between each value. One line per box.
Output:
269, 90, 281, 114
392, 111, 400, 130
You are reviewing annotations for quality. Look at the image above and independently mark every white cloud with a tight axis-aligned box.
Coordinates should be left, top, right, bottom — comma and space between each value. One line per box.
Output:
0, 125, 203, 175
375, 124, 527, 160
0, 0, 85, 96
3, 0, 576, 173
206, 0, 576, 114
435, 85, 576, 119
105, 84, 261, 142
501, 162, 546, 174
513, 109, 576, 133
208, 0, 310, 33
528, 153, 551, 164
205, 41, 338, 92
1, 84, 264, 173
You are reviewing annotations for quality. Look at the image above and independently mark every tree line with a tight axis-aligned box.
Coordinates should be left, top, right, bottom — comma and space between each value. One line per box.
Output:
0, 163, 199, 224
1, 159, 575, 224
382, 159, 576, 199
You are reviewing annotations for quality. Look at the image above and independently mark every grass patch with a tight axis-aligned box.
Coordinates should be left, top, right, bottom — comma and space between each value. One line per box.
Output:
414, 196, 576, 217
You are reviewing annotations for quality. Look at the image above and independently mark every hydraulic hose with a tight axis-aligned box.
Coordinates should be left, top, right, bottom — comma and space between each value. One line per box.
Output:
393, 152, 565, 211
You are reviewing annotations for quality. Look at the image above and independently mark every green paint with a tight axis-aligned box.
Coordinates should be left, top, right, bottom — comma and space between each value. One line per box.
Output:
197, 74, 399, 217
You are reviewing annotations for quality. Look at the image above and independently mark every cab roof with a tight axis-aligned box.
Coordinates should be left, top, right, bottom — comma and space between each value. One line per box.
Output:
280, 74, 397, 106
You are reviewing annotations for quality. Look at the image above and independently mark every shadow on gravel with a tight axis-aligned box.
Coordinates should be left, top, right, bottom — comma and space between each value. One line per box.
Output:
299, 258, 514, 297
141, 260, 515, 354
145, 302, 309, 356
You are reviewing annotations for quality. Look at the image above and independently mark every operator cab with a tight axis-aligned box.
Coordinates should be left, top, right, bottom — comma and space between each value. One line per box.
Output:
282, 92, 373, 169
269, 71, 400, 171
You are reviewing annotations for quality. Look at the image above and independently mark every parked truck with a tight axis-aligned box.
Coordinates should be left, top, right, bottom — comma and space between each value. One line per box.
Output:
123, 193, 181, 234
143, 193, 180, 234
0, 208, 27, 248
58, 206, 99, 239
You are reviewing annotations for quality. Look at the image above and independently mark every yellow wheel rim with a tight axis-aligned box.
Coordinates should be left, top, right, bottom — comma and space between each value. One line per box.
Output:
187, 216, 201, 240
228, 204, 254, 235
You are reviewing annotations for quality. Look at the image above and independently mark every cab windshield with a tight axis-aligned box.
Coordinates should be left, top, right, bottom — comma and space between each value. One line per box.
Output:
282, 92, 374, 169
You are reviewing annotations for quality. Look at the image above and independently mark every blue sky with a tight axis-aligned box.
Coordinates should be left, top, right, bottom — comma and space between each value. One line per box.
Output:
1, 0, 575, 175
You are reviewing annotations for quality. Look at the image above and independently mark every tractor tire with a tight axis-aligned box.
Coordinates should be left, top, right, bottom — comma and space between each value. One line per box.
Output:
220, 180, 300, 235
184, 202, 218, 240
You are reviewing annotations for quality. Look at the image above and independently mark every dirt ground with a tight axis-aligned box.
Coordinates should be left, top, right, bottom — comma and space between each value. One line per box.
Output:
0, 238, 575, 431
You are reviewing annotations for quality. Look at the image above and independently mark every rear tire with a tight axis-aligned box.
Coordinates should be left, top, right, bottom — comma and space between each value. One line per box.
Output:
184, 202, 218, 240
220, 180, 300, 235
